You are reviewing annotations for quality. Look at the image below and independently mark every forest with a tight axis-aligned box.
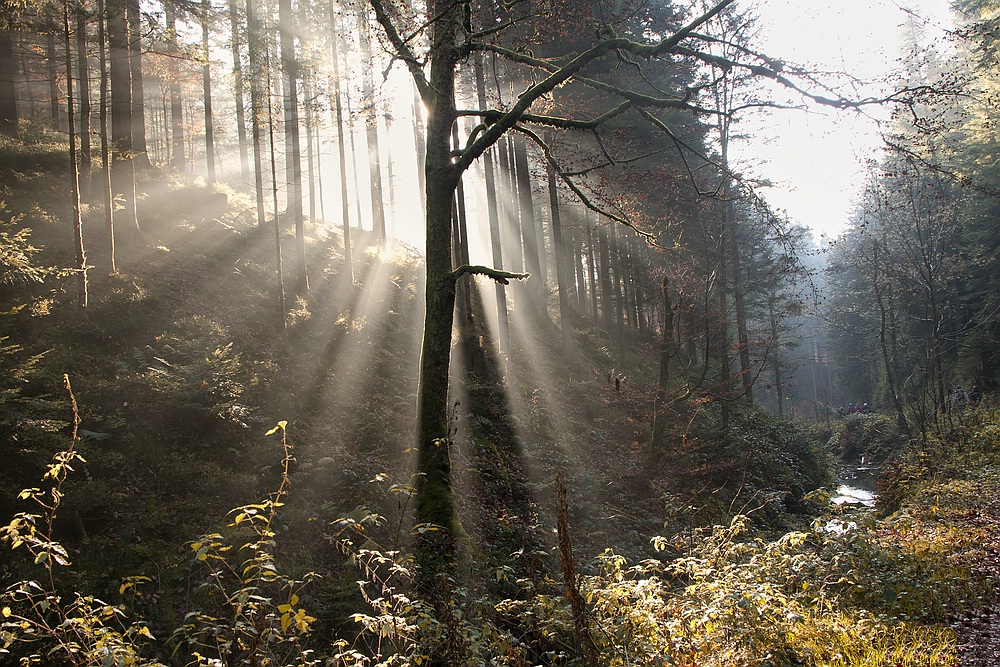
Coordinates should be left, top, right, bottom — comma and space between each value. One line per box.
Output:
2, 0, 1000, 663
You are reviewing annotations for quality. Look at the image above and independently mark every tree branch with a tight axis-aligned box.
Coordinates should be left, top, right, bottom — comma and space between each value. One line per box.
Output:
447, 264, 530, 286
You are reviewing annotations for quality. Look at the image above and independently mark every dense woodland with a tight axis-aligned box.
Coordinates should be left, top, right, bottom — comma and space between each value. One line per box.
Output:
3, 0, 1000, 664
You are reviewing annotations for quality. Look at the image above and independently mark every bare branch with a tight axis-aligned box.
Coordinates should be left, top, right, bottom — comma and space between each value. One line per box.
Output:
447, 265, 530, 286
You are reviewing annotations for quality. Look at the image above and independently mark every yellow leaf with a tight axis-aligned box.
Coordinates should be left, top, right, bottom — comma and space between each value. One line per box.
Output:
2, 606, 10, 617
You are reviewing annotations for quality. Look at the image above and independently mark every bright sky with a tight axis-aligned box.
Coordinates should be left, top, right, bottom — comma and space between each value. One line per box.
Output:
734, 0, 955, 240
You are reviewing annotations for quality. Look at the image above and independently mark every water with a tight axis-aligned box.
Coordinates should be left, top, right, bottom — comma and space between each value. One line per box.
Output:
831, 464, 879, 508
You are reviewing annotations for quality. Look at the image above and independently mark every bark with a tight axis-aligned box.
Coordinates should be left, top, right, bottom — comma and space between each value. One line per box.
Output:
358, 6, 386, 244
586, 214, 599, 333
47, 29, 61, 130
728, 211, 753, 404
547, 158, 571, 353
305, 75, 316, 223
328, 4, 352, 281
717, 218, 731, 426
597, 221, 614, 336
512, 133, 545, 321
0, 28, 17, 138
98, 0, 115, 271
245, 0, 265, 229
650, 277, 674, 456
125, 0, 148, 168
871, 239, 909, 435
201, 0, 216, 182
63, 4, 87, 309
75, 5, 91, 195
265, 50, 286, 327
228, 0, 249, 184
474, 55, 509, 356
411, 79, 426, 211
108, 0, 138, 242
767, 291, 783, 417
278, 0, 307, 293
165, 0, 184, 171
498, 135, 523, 273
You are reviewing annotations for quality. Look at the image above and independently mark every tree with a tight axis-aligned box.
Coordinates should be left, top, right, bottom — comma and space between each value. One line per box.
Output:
368, 0, 898, 652
278, 0, 306, 294
0, 7, 17, 138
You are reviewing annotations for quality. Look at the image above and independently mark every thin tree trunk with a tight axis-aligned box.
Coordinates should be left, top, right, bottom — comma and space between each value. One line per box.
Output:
245, 0, 266, 230
266, 51, 286, 328
64, 3, 87, 309
728, 215, 753, 404
305, 75, 316, 223
97, 0, 114, 271
278, 0, 306, 293
165, 0, 184, 171
547, 158, 571, 353
650, 277, 674, 456
202, 0, 216, 182
597, 221, 614, 337
228, 0, 249, 184
108, 0, 138, 243
75, 5, 91, 197
498, 135, 523, 273
513, 134, 543, 320
125, 0, 148, 168
0, 28, 18, 138
575, 216, 588, 316
717, 214, 731, 426
767, 291, 783, 417
358, 6, 386, 244
411, 79, 426, 212
474, 55, 509, 356
328, 3, 352, 281
586, 214, 599, 334
47, 29, 61, 130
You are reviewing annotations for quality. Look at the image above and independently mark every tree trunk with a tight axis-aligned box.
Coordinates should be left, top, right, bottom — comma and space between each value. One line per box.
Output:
265, 49, 286, 327
108, 0, 139, 243
586, 214, 599, 334
513, 134, 544, 320
228, 0, 249, 184
305, 74, 316, 223
547, 158, 571, 353
717, 218, 731, 426
47, 29, 61, 130
0, 28, 18, 138
98, 0, 115, 271
767, 291, 783, 417
202, 0, 216, 182
728, 212, 753, 404
278, 0, 307, 293
358, 6, 386, 244
75, 5, 91, 197
245, 0, 266, 230
498, 135, 523, 273
597, 221, 614, 337
125, 0, 148, 169
414, 52, 461, 598
63, 3, 87, 309
650, 277, 674, 457
165, 0, 185, 171
328, 3, 352, 281
474, 55, 509, 356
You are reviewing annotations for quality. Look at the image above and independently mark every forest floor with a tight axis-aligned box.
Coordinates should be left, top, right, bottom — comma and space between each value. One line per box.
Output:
4, 141, 1000, 664
953, 495, 1000, 665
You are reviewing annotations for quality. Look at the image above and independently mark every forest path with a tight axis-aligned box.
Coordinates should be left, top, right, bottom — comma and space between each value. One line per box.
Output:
953, 498, 1000, 666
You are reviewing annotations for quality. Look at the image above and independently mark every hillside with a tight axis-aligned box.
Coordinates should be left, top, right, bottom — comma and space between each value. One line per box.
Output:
3, 136, 999, 666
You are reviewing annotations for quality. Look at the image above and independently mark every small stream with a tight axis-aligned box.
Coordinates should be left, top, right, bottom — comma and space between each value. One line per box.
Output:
832, 464, 880, 508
